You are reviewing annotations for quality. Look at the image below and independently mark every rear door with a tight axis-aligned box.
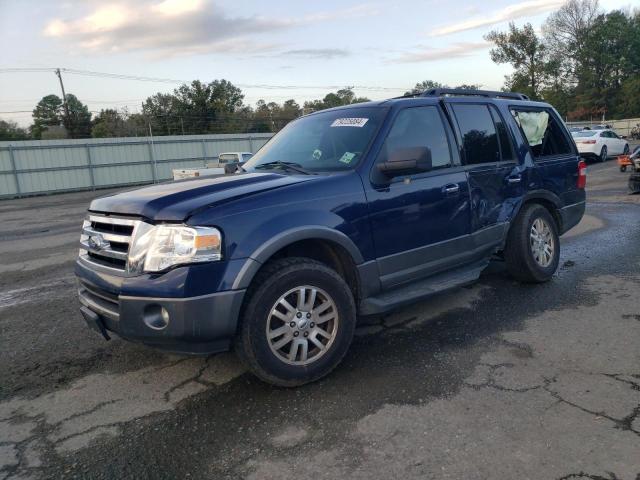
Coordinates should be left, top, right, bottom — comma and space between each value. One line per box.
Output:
445, 101, 520, 246
363, 105, 472, 290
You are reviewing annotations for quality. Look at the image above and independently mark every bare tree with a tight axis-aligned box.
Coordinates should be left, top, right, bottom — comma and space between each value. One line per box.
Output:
542, 0, 601, 80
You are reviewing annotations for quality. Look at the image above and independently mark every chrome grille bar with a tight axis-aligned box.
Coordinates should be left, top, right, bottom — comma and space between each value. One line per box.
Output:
82, 226, 131, 244
79, 214, 142, 273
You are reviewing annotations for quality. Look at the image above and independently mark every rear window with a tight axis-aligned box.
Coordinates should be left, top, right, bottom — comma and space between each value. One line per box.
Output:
510, 109, 573, 158
573, 131, 597, 138
218, 154, 239, 163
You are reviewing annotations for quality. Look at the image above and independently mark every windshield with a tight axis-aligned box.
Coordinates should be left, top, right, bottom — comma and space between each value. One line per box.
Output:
218, 154, 238, 163
572, 131, 597, 137
243, 107, 387, 173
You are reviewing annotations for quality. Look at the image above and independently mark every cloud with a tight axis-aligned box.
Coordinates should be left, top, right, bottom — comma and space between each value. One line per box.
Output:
391, 42, 490, 63
42, 1, 378, 57
429, 0, 564, 37
280, 49, 350, 60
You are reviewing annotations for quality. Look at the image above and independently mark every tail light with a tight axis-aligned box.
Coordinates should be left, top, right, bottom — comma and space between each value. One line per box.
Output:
579, 140, 596, 144
577, 160, 587, 189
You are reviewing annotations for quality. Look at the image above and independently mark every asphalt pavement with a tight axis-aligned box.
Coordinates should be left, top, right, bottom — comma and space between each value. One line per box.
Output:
1, 160, 639, 479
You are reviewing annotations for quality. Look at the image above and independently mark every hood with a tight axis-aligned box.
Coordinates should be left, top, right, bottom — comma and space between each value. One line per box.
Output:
89, 172, 314, 221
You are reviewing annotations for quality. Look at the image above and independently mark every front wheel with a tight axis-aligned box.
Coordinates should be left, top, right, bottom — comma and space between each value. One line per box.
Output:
623, 144, 630, 155
504, 204, 560, 283
235, 257, 356, 386
621, 165, 627, 172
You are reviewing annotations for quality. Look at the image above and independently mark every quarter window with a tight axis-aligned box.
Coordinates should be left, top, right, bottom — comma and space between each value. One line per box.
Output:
510, 109, 573, 158
451, 104, 500, 165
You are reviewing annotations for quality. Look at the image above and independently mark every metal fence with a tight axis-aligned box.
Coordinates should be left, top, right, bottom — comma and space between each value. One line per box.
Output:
0, 133, 273, 198
566, 117, 640, 137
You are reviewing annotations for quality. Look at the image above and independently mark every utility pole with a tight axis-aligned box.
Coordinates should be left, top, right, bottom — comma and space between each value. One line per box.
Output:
55, 68, 70, 126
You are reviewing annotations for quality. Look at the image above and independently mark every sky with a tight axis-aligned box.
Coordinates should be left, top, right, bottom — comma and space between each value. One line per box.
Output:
0, 0, 635, 126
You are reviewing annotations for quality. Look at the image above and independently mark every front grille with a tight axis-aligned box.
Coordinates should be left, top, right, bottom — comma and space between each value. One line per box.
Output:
78, 280, 120, 321
79, 214, 141, 273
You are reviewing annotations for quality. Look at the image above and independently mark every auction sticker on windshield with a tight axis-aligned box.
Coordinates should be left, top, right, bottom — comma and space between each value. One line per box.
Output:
331, 118, 369, 127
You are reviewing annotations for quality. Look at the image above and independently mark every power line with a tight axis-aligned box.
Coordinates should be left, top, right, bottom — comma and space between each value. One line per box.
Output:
0, 67, 409, 92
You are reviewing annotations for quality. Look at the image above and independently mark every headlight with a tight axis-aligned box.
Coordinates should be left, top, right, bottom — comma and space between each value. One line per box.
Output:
129, 225, 222, 273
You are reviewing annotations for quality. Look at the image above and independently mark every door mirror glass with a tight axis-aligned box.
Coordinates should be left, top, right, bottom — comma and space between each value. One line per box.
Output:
378, 147, 432, 176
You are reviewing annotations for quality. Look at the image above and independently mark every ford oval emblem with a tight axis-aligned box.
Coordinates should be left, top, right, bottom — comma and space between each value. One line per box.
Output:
88, 234, 109, 250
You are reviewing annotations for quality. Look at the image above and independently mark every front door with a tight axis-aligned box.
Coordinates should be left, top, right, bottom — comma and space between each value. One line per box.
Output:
363, 105, 471, 290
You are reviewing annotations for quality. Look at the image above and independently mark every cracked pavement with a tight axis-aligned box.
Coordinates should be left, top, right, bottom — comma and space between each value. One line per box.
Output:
1, 161, 639, 479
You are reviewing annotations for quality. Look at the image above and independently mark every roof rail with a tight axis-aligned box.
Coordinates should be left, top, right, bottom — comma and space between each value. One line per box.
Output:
421, 88, 529, 101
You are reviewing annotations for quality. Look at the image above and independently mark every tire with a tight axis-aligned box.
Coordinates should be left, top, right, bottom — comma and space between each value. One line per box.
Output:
623, 144, 630, 155
600, 146, 607, 162
621, 165, 627, 172
234, 257, 356, 387
504, 204, 560, 283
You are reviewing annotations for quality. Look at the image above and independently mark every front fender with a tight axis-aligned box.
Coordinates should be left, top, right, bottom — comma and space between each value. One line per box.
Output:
232, 226, 364, 290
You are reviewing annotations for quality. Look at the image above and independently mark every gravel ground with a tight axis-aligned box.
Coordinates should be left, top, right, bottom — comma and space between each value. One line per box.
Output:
0, 160, 639, 480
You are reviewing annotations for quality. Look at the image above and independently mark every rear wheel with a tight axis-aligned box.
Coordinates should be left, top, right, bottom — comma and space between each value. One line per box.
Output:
235, 257, 356, 386
504, 204, 560, 283
600, 146, 608, 162
621, 165, 627, 172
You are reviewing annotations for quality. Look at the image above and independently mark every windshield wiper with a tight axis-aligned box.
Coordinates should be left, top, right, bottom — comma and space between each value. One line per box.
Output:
254, 161, 315, 175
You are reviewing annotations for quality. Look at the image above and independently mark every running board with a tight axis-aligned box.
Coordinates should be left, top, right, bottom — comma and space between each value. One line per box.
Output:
359, 260, 488, 316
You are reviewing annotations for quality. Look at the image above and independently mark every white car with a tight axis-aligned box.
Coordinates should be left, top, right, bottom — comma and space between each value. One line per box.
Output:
571, 129, 630, 162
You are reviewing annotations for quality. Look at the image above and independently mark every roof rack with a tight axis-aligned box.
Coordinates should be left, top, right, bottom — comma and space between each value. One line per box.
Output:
421, 88, 529, 101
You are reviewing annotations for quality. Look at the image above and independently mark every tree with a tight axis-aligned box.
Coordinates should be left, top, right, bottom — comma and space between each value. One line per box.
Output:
174, 79, 244, 134
619, 76, 640, 118
92, 109, 128, 138
142, 92, 179, 135
303, 87, 369, 113
63, 94, 92, 138
405, 81, 481, 96
543, 0, 601, 80
143, 79, 245, 135
485, 23, 548, 99
405, 80, 446, 96
454, 84, 481, 90
30, 93, 91, 139
0, 119, 29, 140
31, 94, 62, 139
571, 10, 638, 119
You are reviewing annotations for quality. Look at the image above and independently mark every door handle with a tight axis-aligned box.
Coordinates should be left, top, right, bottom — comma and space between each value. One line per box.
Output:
507, 175, 522, 184
442, 183, 460, 194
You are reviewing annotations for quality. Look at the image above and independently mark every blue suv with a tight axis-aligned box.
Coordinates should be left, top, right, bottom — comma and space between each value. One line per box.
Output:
76, 89, 586, 386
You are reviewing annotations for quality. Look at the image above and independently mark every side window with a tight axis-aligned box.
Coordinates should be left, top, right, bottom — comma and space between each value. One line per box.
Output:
376, 106, 452, 170
489, 106, 515, 161
510, 109, 572, 158
451, 104, 500, 165
242, 153, 253, 162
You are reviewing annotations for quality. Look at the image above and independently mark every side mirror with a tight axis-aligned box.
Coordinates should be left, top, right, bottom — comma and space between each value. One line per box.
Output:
224, 162, 243, 174
378, 147, 432, 177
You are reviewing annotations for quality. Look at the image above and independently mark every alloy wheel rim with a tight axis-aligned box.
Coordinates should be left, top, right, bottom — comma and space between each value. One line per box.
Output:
266, 285, 339, 366
530, 218, 555, 267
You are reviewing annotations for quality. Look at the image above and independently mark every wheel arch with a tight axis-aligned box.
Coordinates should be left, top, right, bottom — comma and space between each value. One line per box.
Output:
509, 191, 563, 239
232, 227, 365, 299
